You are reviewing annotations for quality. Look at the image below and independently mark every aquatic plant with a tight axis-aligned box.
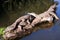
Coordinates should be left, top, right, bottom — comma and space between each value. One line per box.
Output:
0, 27, 5, 36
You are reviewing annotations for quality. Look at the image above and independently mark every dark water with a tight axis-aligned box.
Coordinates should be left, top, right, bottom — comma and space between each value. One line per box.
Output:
21, 0, 60, 40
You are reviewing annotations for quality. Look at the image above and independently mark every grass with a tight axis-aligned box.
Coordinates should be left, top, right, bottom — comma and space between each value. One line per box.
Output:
0, 27, 6, 36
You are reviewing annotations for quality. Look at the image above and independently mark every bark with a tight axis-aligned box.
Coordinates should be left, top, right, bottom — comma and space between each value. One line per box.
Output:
3, 3, 59, 40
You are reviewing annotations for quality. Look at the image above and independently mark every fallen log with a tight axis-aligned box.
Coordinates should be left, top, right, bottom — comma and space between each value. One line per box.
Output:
3, 3, 59, 40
